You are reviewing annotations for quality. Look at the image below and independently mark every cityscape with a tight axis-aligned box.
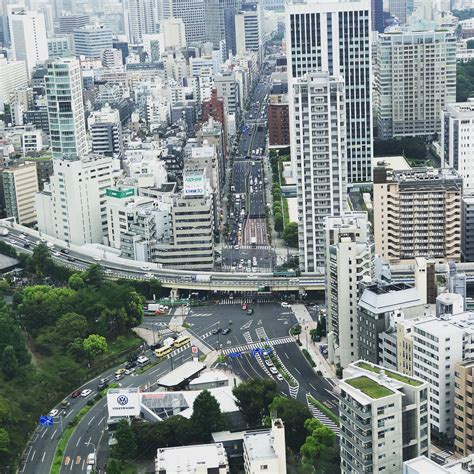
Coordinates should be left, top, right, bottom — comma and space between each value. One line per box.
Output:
1, 0, 474, 473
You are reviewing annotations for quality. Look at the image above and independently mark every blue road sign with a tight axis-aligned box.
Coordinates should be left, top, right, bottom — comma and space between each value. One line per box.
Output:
242, 125, 249, 133
228, 351, 242, 359
40, 416, 54, 426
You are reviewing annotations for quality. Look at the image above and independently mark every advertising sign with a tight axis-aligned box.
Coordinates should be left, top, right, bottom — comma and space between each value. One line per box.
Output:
107, 388, 141, 417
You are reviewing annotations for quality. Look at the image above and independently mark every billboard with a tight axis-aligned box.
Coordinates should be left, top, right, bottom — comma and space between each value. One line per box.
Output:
183, 172, 205, 196
106, 188, 135, 199
107, 388, 141, 417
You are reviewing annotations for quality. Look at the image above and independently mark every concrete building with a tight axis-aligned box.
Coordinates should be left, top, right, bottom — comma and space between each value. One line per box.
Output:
47, 35, 73, 58
463, 195, 474, 262
325, 212, 373, 369
235, 2, 262, 59
442, 100, 474, 194
1, 162, 38, 225
293, 72, 346, 273
171, 0, 206, 44
412, 312, 474, 438
404, 454, 474, 473
123, 0, 155, 43
88, 104, 124, 160
0, 58, 28, 113
214, 73, 240, 117
454, 360, 474, 456
155, 443, 229, 473
204, 0, 241, 48
45, 57, 88, 159
160, 18, 187, 50
73, 25, 113, 58
36, 154, 114, 245
373, 165, 462, 264
340, 361, 430, 474
101, 49, 123, 69
375, 29, 457, 139
267, 93, 289, 147
286, 0, 373, 183
8, 9, 48, 74
59, 14, 89, 34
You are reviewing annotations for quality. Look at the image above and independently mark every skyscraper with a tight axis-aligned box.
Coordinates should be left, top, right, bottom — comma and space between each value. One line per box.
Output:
172, 0, 206, 44
88, 104, 124, 160
286, 0, 373, 183
123, 0, 156, 44
45, 57, 87, 159
293, 72, 346, 273
8, 8, 48, 74
204, 0, 241, 48
73, 25, 113, 58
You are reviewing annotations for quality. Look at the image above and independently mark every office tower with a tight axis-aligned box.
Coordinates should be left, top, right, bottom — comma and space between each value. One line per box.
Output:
389, 0, 412, 23
47, 35, 73, 58
293, 72, 346, 273
73, 25, 113, 58
263, 0, 285, 10
412, 312, 474, 438
59, 14, 89, 34
463, 196, 474, 262
123, 0, 155, 44
88, 104, 124, 160
267, 93, 289, 147
160, 18, 187, 50
204, 0, 241, 48
36, 154, 114, 245
373, 165, 462, 264
371, 0, 384, 32
340, 361, 430, 473
171, 0, 206, 44
454, 360, 474, 456
45, 57, 87, 159
8, 9, 48, 74
234, 2, 263, 58
442, 101, 474, 194
375, 29, 456, 139
0, 58, 28, 113
214, 73, 240, 117
286, 0, 373, 183
1, 162, 38, 225
325, 212, 372, 369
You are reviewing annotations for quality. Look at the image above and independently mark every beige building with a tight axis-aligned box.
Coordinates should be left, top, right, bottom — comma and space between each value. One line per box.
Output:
2, 162, 38, 224
373, 164, 462, 264
397, 319, 415, 376
454, 360, 474, 457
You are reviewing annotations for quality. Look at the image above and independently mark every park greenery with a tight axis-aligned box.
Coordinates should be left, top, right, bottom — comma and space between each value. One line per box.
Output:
374, 136, 427, 162
0, 244, 155, 471
457, 59, 474, 102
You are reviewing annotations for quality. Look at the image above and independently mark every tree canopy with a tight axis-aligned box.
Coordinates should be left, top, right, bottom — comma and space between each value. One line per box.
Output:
191, 390, 227, 441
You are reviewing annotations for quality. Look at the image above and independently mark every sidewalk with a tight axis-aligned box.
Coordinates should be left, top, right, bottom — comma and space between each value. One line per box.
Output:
291, 304, 337, 383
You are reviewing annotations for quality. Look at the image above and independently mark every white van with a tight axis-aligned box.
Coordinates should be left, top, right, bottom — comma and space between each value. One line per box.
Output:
137, 355, 149, 366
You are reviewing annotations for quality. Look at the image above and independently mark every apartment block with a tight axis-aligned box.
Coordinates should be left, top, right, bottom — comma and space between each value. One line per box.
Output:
73, 25, 113, 58
373, 165, 462, 264
267, 94, 289, 147
0, 58, 28, 112
88, 104, 124, 160
454, 360, 474, 456
463, 195, 474, 262
325, 212, 373, 369
375, 29, 456, 139
340, 361, 430, 474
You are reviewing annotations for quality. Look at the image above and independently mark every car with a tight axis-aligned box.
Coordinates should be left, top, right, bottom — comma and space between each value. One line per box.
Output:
141, 265, 151, 271
280, 302, 290, 308
246, 308, 254, 315
71, 390, 81, 398
93, 256, 102, 261
276, 373, 284, 381
19, 233, 26, 239
98, 380, 109, 391
67, 256, 76, 262
125, 361, 137, 370
242, 304, 248, 311
48, 409, 59, 417
222, 328, 231, 335
60, 248, 70, 254
114, 373, 125, 381
52, 251, 60, 257
265, 359, 274, 367
60, 400, 70, 410
211, 327, 221, 335
115, 368, 126, 376
23, 242, 30, 248
81, 389, 92, 397
125, 366, 136, 375
269, 367, 278, 375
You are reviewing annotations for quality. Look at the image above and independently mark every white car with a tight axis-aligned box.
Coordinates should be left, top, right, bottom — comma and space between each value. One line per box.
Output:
81, 389, 92, 397
141, 265, 151, 271
276, 373, 283, 381
269, 367, 278, 375
280, 302, 290, 308
93, 256, 102, 262
48, 409, 59, 417
265, 359, 274, 367
125, 367, 135, 375
19, 233, 26, 239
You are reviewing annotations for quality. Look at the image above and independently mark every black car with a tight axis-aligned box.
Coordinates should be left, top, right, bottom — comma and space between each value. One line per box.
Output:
246, 308, 254, 315
150, 343, 161, 351
211, 328, 221, 335
125, 361, 137, 370
128, 355, 138, 363
67, 256, 76, 262
222, 328, 231, 335
61, 248, 70, 254
98, 379, 109, 391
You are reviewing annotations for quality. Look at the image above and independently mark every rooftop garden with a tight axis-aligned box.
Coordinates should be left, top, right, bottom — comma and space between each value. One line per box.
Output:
346, 376, 394, 399
356, 361, 423, 387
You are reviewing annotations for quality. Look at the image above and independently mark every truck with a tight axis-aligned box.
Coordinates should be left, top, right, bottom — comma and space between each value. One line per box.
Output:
194, 274, 212, 283
251, 237, 257, 248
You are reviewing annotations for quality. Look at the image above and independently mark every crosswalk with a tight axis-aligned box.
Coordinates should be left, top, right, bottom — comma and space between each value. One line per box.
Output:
164, 343, 191, 359
306, 394, 340, 435
187, 311, 214, 318
219, 298, 273, 305
221, 336, 295, 355
255, 326, 268, 341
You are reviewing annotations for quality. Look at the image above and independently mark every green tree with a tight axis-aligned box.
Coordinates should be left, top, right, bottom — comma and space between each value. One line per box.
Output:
28, 244, 52, 275
1, 345, 18, 380
274, 213, 284, 232
283, 222, 298, 248
0, 427, 10, 455
83, 264, 103, 287
233, 379, 278, 426
83, 334, 108, 359
269, 396, 311, 451
68, 273, 85, 290
106, 459, 123, 474
0, 309, 30, 365
301, 419, 339, 472
112, 420, 136, 461
55, 312, 88, 346
191, 390, 226, 441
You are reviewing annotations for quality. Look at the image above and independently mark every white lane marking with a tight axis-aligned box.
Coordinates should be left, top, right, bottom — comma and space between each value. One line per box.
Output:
309, 383, 317, 391
87, 436, 92, 445
69, 459, 73, 470
98, 416, 105, 425
284, 352, 289, 359
41, 429, 47, 439
41, 452, 46, 462
51, 429, 57, 440
76, 436, 81, 447
87, 416, 95, 426
30, 451, 36, 461
295, 368, 301, 375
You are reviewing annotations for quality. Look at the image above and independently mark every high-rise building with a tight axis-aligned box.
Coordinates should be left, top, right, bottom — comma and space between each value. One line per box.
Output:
373, 164, 462, 264
8, 9, 48, 74
293, 72, 346, 273
462, 196, 474, 262
286, 0, 373, 183
88, 104, 124, 160
171, 0, 206, 44
234, 2, 263, 59
160, 18, 187, 50
123, 0, 155, 44
454, 360, 474, 456
267, 93, 289, 147
442, 101, 474, 194
375, 29, 456, 139
59, 14, 89, 34
45, 57, 87, 159
325, 212, 373, 369
36, 154, 114, 245
340, 361, 430, 473
371, 0, 384, 32
204, 0, 241, 48
0, 58, 28, 113
73, 25, 113, 58
47, 35, 73, 58
388, 0, 412, 23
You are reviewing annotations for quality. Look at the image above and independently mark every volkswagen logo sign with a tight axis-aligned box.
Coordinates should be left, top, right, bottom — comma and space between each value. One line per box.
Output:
117, 395, 129, 406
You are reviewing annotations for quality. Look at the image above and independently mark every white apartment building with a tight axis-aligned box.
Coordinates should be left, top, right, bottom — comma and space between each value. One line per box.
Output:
340, 361, 430, 474
286, 0, 373, 183
8, 9, 48, 74
293, 72, 346, 273
88, 104, 124, 160
214, 73, 240, 117
123, 0, 156, 43
235, 3, 263, 59
0, 58, 28, 113
442, 100, 474, 194
412, 312, 474, 438
160, 18, 186, 50
101, 49, 123, 69
36, 154, 114, 246
375, 29, 457, 139
325, 212, 373, 369
45, 57, 88, 159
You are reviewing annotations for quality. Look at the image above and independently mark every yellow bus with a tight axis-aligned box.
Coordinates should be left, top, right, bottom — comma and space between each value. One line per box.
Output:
155, 345, 173, 358
173, 336, 191, 348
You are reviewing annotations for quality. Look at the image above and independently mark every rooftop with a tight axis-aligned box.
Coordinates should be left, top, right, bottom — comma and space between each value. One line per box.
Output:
156, 361, 205, 388
345, 376, 394, 399
244, 429, 277, 461
356, 361, 423, 387
359, 282, 422, 314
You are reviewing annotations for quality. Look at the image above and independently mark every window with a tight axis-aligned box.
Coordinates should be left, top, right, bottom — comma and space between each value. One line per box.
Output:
260, 466, 268, 470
